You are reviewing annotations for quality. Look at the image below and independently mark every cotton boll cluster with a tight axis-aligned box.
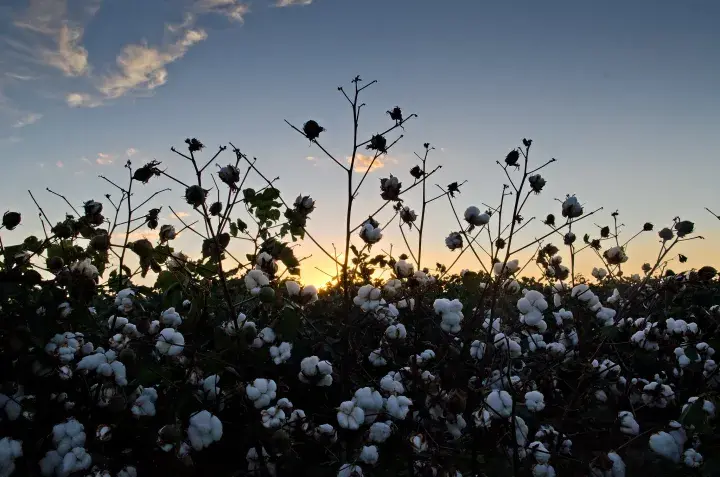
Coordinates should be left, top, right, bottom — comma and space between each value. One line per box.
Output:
187, 410, 223, 450
75, 348, 127, 386
641, 382, 675, 408
517, 290, 548, 332
70, 258, 99, 281
359, 218, 382, 244
683, 448, 703, 468
107, 316, 141, 337
591, 267, 608, 280
244, 269, 270, 295
470, 340, 486, 360
39, 418, 91, 477
665, 318, 699, 336
603, 246, 628, 265
374, 303, 399, 324
45, 332, 83, 363
433, 298, 464, 333
368, 348, 387, 367
354, 285, 382, 312
131, 386, 158, 417
285, 281, 319, 305
156, 328, 185, 356
298, 356, 333, 386
269, 342, 293, 364
413, 349, 436, 366
114, 289, 135, 313
682, 396, 716, 418
649, 428, 684, 463
246, 378, 277, 408
493, 259, 519, 276
0, 437, 22, 477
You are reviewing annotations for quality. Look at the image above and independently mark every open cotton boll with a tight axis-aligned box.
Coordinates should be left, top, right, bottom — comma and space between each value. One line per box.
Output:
385, 395, 412, 419
285, 280, 301, 296
385, 323, 407, 340
618, 411, 639, 435
161, 307, 182, 328
445, 414, 466, 439
383, 279, 402, 297
649, 431, 682, 463
53, 447, 91, 476
269, 342, 293, 365
380, 371, 404, 394
368, 349, 387, 367
314, 424, 338, 443
470, 340, 486, 360
682, 396, 716, 418
338, 464, 363, 477
641, 382, 674, 408
114, 288, 135, 313
337, 401, 365, 430
45, 332, 82, 363
529, 441, 551, 464
155, 328, 185, 356
261, 406, 286, 429
52, 418, 86, 456
117, 466, 138, 477
353, 285, 383, 312
244, 269, 270, 295
359, 445, 379, 465
394, 259, 414, 278
246, 378, 277, 408
493, 259, 519, 276
683, 449, 703, 468
525, 391, 545, 412
246, 447, 277, 477
0, 437, 22, 477
75, 348, 127, 386
131, 387, 158, 417
187, 410, 223, 451
434, 298, 464, 334
299, 356, 333, 386
202, 375, 221, 400
485, 390, 513, 418
354, 387, 383, 423
589, 452, 626, 477
368, 421, 393, 443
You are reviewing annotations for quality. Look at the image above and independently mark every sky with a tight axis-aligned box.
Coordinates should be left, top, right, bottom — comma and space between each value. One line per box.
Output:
1, 0, 719, 287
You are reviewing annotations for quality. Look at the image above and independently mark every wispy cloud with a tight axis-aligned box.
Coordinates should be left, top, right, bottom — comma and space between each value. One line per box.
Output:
42, 24, 90, 77
66, 92, 103, 108
12, 112, 43, 128
348, 153, 393, 173
98, 19, 208, 100
195, 0, 250, 22
95, 152, 113, 165
4, 72, 39, 81
275, 0, 314, 7
126, 147, 137, 157
56, 160, 64, 168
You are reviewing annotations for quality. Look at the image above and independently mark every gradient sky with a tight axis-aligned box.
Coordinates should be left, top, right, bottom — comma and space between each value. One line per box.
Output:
1, 0, 719, 286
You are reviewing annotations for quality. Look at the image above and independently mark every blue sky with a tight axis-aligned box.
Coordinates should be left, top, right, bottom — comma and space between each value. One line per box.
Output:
1, 0, 719, 285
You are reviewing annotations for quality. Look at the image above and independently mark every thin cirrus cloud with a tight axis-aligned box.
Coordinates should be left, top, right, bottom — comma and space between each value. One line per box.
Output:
12, 112, 43, 128
95, 152, 114, 165
126, 148, 138, 157
275, 0, 314, 6
66, 92, 102, 108
194, 0, 250, 22
347, 153, 393, 173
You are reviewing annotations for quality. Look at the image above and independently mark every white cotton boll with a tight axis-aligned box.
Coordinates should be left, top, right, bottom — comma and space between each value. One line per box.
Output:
607, 288, 621, 304
285, 280, 301, 296
337, 464, 363, 477
52, 418, 86, 456
246, 378, 277, 408
359, 445, 379, 465
368, 349, 387, 367
147, 320, 160, 335
385, 323, 407, 340
114, 288, 135, 313
385, 395, 412, 420
108, 316, 129, 330
485, 390, 513, 418
552, 308, 573, 325
380, 372, 404, 394
529, 441, 550, 464
494, 259, 520, 276
269, 342, 293, 365
155, 328, 185, 356
299, 356, 333, 385
683, 448, 703, 468
337, 401, 364, 430
409, 434, 428, 453
434, 298, 464, 334
589, 452, 626, 477
527, 333, 546, 352
591, 267, 608, 280
596, 307, 616, 326
202, 375, 221, 400
533, 464, 556, 477
368, 421, 393, 443
504, 279, 520, 293
641, 382, 674, 408
649, 431, 681, 463
464, 206, 490, 226
353, 285, 383, 312
473, 408, 492, 429
76, 348, 127, 386
446, 414, 466, 439
525, 391, 545, 412
314, 424, 338, 443
682, 397, 716, 418
546, 342, 566, 358
39, 450, 62, 476
415, 349, 436, 365
301, 285, 319, 304
394, 259, 414, 278
288, 409, 309, 433
383, 279, 403, 297
354, 388, 383, 423
59, 447, 92, 476
483, 316, 502, 334
131, 387, 158, 417
261, 406, 286, 429
470, 340, 486, 360
187, 410, 223, 450
359, 220, 382, 244
244, 269, 270, 295
619, 411, 639, 435
595, 390, 608, 403
161, 307, 182, 328
117, 466, 138, 477
0, 437, 22, 477
553, 293, 562, 308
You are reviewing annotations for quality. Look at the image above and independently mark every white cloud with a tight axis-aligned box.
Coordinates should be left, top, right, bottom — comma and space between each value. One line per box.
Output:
126, 147, 138, 157
42, 24, 90, 77
195, 0, 250, 22
12, 112, 43, 128
347, 153, 394, 173
66, 92, 103, 108
56, 160, 64, 168
96, 152, 113, 165
98, 22, 208, 100
275, 0, 314, 6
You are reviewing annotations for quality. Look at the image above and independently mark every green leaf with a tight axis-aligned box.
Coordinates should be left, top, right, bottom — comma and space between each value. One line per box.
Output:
162, 282, 183, 309
154, 270, 179, 292
229, 222, 238, 237
236, 218, 247, 233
